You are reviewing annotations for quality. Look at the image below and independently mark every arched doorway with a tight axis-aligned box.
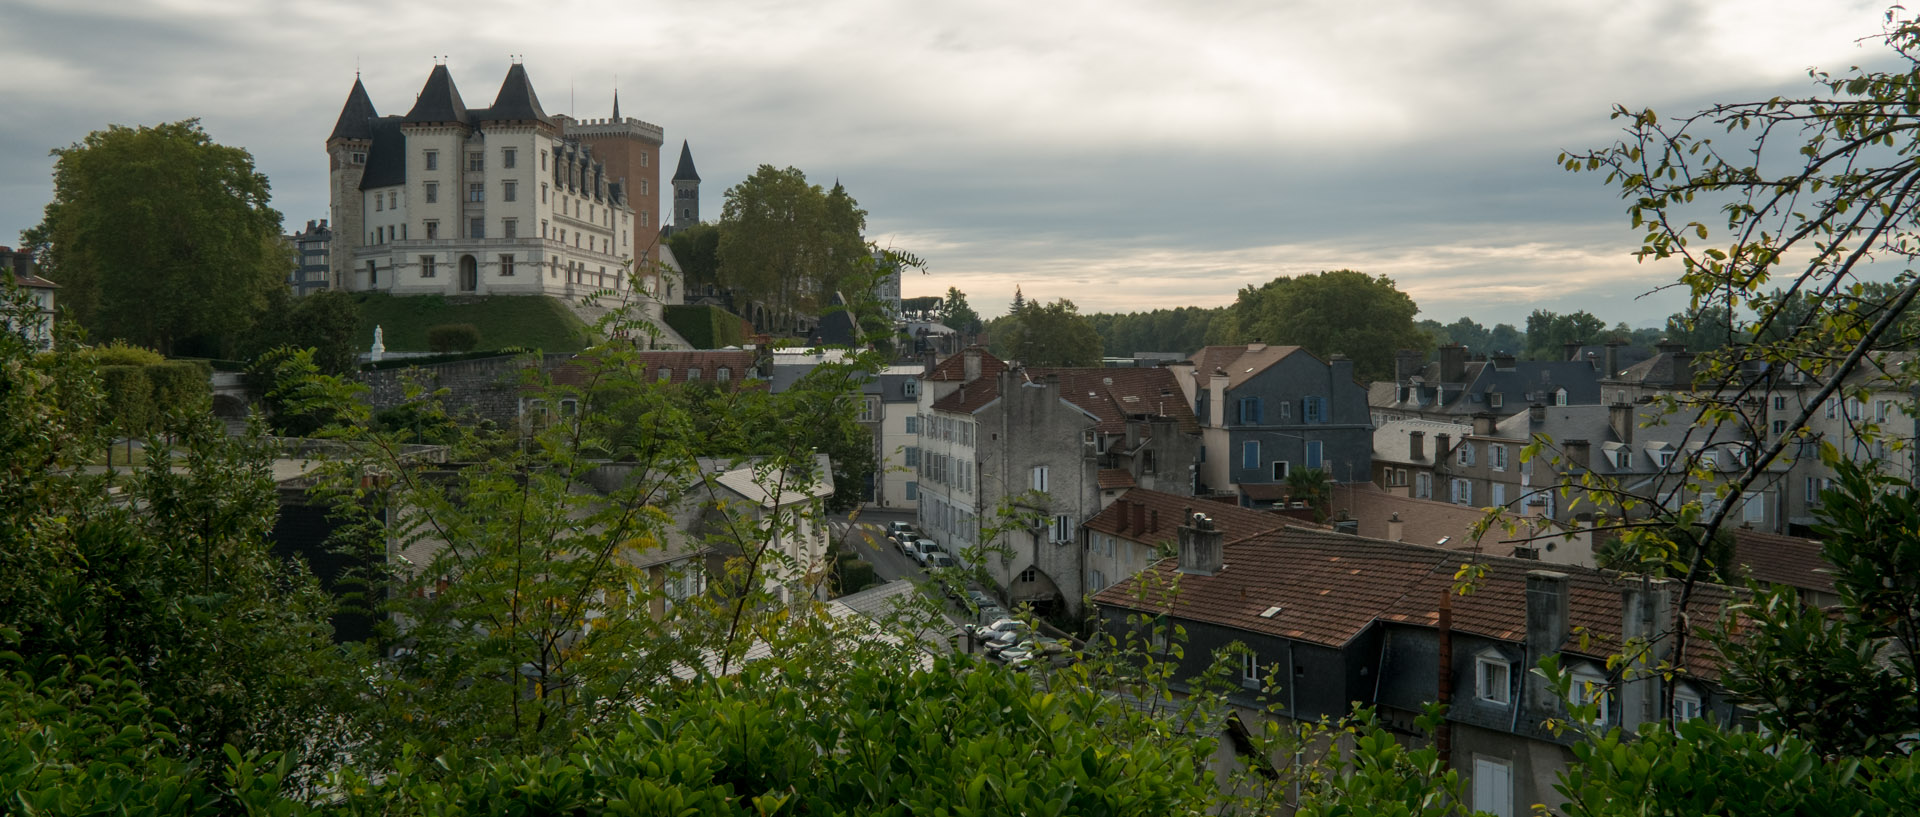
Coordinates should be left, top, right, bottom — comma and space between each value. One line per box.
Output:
460, 255, 478, 292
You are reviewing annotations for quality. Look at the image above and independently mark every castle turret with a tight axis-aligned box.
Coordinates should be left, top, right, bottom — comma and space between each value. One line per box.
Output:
672, 140, 701, 230
327, 77, 378, 291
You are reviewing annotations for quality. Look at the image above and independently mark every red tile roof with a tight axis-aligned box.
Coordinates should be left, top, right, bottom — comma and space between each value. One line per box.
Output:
1732, 529, 1834, 595
922, 346, 1006, 383
1098, 469, 1137, 490
1085, 489, 1287, 550
1095, 525, 1739, 677
1027, 367, 1199, 435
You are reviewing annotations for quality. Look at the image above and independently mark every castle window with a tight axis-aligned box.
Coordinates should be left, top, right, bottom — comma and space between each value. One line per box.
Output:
499, 254, 515, 276
641, 180, 649, 195
503, 181, 517, 202
468, 152, 483, 171
469, 218, 484, 239
425, 220, 438, 240
374, 195, 383, 212
541, 220, 549, 237
503, 148, 516, 169
469, 183, 484, 203
419, 255, 436, 278
502, 219, 517, 239
541, 183, 549, 203
425, 182, 438, 203
352, 152, 366, 163
641, 152, 649, 167
424, 151, 437, 170
540, 150, 547, 170
367, 260, 377, 285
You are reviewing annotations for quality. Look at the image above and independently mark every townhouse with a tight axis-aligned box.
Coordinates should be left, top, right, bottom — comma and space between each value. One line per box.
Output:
1180, 343, 1372, 507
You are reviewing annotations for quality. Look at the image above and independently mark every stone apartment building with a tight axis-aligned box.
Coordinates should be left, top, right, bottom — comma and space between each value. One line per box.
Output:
327, 63, 672, 321
1179, 344, 1372, 506
914, 349, 1201, 615
287, 219, 332, 296
1095, 520, 1747, 817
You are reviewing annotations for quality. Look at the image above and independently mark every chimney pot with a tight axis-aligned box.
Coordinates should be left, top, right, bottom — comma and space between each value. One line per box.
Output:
1177, 510, 1225, 576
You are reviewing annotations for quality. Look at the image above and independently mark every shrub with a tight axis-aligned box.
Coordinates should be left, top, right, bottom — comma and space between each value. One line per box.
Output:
97, 365, 154, 436
76, 340, 165, 366
426, 323, 481, 353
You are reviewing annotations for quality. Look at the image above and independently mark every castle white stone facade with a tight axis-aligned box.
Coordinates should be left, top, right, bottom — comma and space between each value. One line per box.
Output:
326, 63, 675, 322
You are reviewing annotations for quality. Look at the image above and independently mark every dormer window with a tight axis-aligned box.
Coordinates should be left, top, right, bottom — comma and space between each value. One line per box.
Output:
1476, 652, 1512, 705
1570, 666, 1611, 726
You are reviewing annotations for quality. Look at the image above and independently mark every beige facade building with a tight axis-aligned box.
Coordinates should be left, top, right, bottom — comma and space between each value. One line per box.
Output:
327, 63, 672, 330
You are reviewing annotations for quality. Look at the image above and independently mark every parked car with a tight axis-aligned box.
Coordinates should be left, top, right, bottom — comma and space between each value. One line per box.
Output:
911, 539, 941, 566
973, 605, 1008, 627
926, 551, 955, 569
885, 522, 918, 552
963, 589, 995, 611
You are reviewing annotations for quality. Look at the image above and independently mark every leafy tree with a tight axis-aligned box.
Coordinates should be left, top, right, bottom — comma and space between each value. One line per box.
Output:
27, 120, 286, 356
1086, 305, 1222, 357
1524, 309, 1608, 360
1284, 467, 1333, 521
717, 166, 866, 333
665, 221, 722, 293
1209, 270, 1428, 381
936, 286, 981, 335
1660, 304, 1739, 353
244, 289, 363, 374
996, 297, 1103, 366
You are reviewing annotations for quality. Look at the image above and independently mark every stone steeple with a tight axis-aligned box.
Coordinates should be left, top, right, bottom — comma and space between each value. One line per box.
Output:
672, 140, 701, 230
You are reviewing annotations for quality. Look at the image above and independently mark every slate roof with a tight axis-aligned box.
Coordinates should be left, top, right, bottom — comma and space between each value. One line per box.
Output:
481, 63, 551, 124
1189, 344, 1306, 388
1732, 529, 1835, 595
1095, 525, 1738, 677
1085, 488, 1286, 548
1615, 349, 1694, 388
1373, 418, 1472, 465
673, 140, 700, 182
404, 64, 470, 125
1492, 403, 1759, 480
357, 117, 408, 190
328, 77, 378, 142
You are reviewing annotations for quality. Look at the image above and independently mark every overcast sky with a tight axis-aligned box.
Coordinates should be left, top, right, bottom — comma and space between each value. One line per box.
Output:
0, 0, 1898, 327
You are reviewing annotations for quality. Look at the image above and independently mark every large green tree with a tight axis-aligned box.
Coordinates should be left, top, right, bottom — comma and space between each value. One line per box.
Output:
936, 286, 981, 335
665, 221, 722, 295
1208, 270, 1427, 381
716, 166, 867, 333
1523, 309, 1608, 360
27, 120, 286, 356
995, 297, 1103, 366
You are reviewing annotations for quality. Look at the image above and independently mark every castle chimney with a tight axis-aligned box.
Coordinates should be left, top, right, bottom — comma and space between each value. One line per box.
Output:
1177, 511, 1224, 576
1524, 571, 1570, 720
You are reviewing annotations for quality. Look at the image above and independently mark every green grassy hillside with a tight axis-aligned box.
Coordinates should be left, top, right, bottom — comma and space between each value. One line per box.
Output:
354, 294, 592, 354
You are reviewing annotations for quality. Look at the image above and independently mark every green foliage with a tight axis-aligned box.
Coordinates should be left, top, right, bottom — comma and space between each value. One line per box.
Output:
718, 166, 868, 333
1524, 309, 1609, 360
936, 286, 982, 335
664, 304, 748, 349
1420, 315, 1526, 357
1709, 458, 1920, 755
354, 293, 590, 354
834, 553, 878, 596
1284, 467, 1333, 522
1596, 524, 1736, 583
665, 221, 722, 291
1208, 270, 1428, 381
247, 289, 364, 374
29, 120, 285, 356
1557, 718, 1920, 816
1296, 707, 1474, 817
72, 339, 166, 366
1084, 305, 1222, 357
424, 322, 480, 353
993, 297, 1103, 367
86, 358, 211, 439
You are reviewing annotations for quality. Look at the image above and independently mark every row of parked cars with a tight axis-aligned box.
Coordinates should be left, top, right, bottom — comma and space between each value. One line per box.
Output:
884, 521, 953, 569
881, 521, 1068, 669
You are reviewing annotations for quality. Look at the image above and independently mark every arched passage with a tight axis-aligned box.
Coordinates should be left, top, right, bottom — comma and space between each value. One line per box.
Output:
460, 255, 478, 292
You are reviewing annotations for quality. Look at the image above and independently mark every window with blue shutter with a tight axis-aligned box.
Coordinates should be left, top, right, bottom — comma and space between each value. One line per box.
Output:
1242, 440, 1260, 470
1303, 396, 1327, 424
1238, 397, 1262, 424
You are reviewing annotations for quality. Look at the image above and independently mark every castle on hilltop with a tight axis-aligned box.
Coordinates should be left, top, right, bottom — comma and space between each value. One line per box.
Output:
326, 61, 692, 317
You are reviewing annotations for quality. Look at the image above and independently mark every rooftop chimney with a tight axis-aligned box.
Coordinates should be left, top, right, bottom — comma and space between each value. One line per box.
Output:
1563, 341, 1584, 362
1524, 571, 1571, 720
1609, 402, 1634, 445
1131, 501, 1146, 537
1472, 412, 1496, 437
1564, 439, 1592, 472
1434, 433, 1452, 463
1619, 578, 1674, 730
1177, 511, 1225, 576
1149, 508, 1159, 532
1529, 403, 1546, 425
1396, 349, 1424, 382
1409, 430, 1426, 462
1386, 511, 1404, 542
1439, 343, 1468, 383
963, 348, 981, 383
1603, 339, 1625, 378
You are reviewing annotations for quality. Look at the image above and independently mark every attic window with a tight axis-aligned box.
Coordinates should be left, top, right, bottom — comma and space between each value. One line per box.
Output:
1259, 605, 1283, 619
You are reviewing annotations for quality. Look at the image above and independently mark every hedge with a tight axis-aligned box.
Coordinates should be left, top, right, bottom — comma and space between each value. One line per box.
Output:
663, 305, 746, 349
94, 359, 212, 436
